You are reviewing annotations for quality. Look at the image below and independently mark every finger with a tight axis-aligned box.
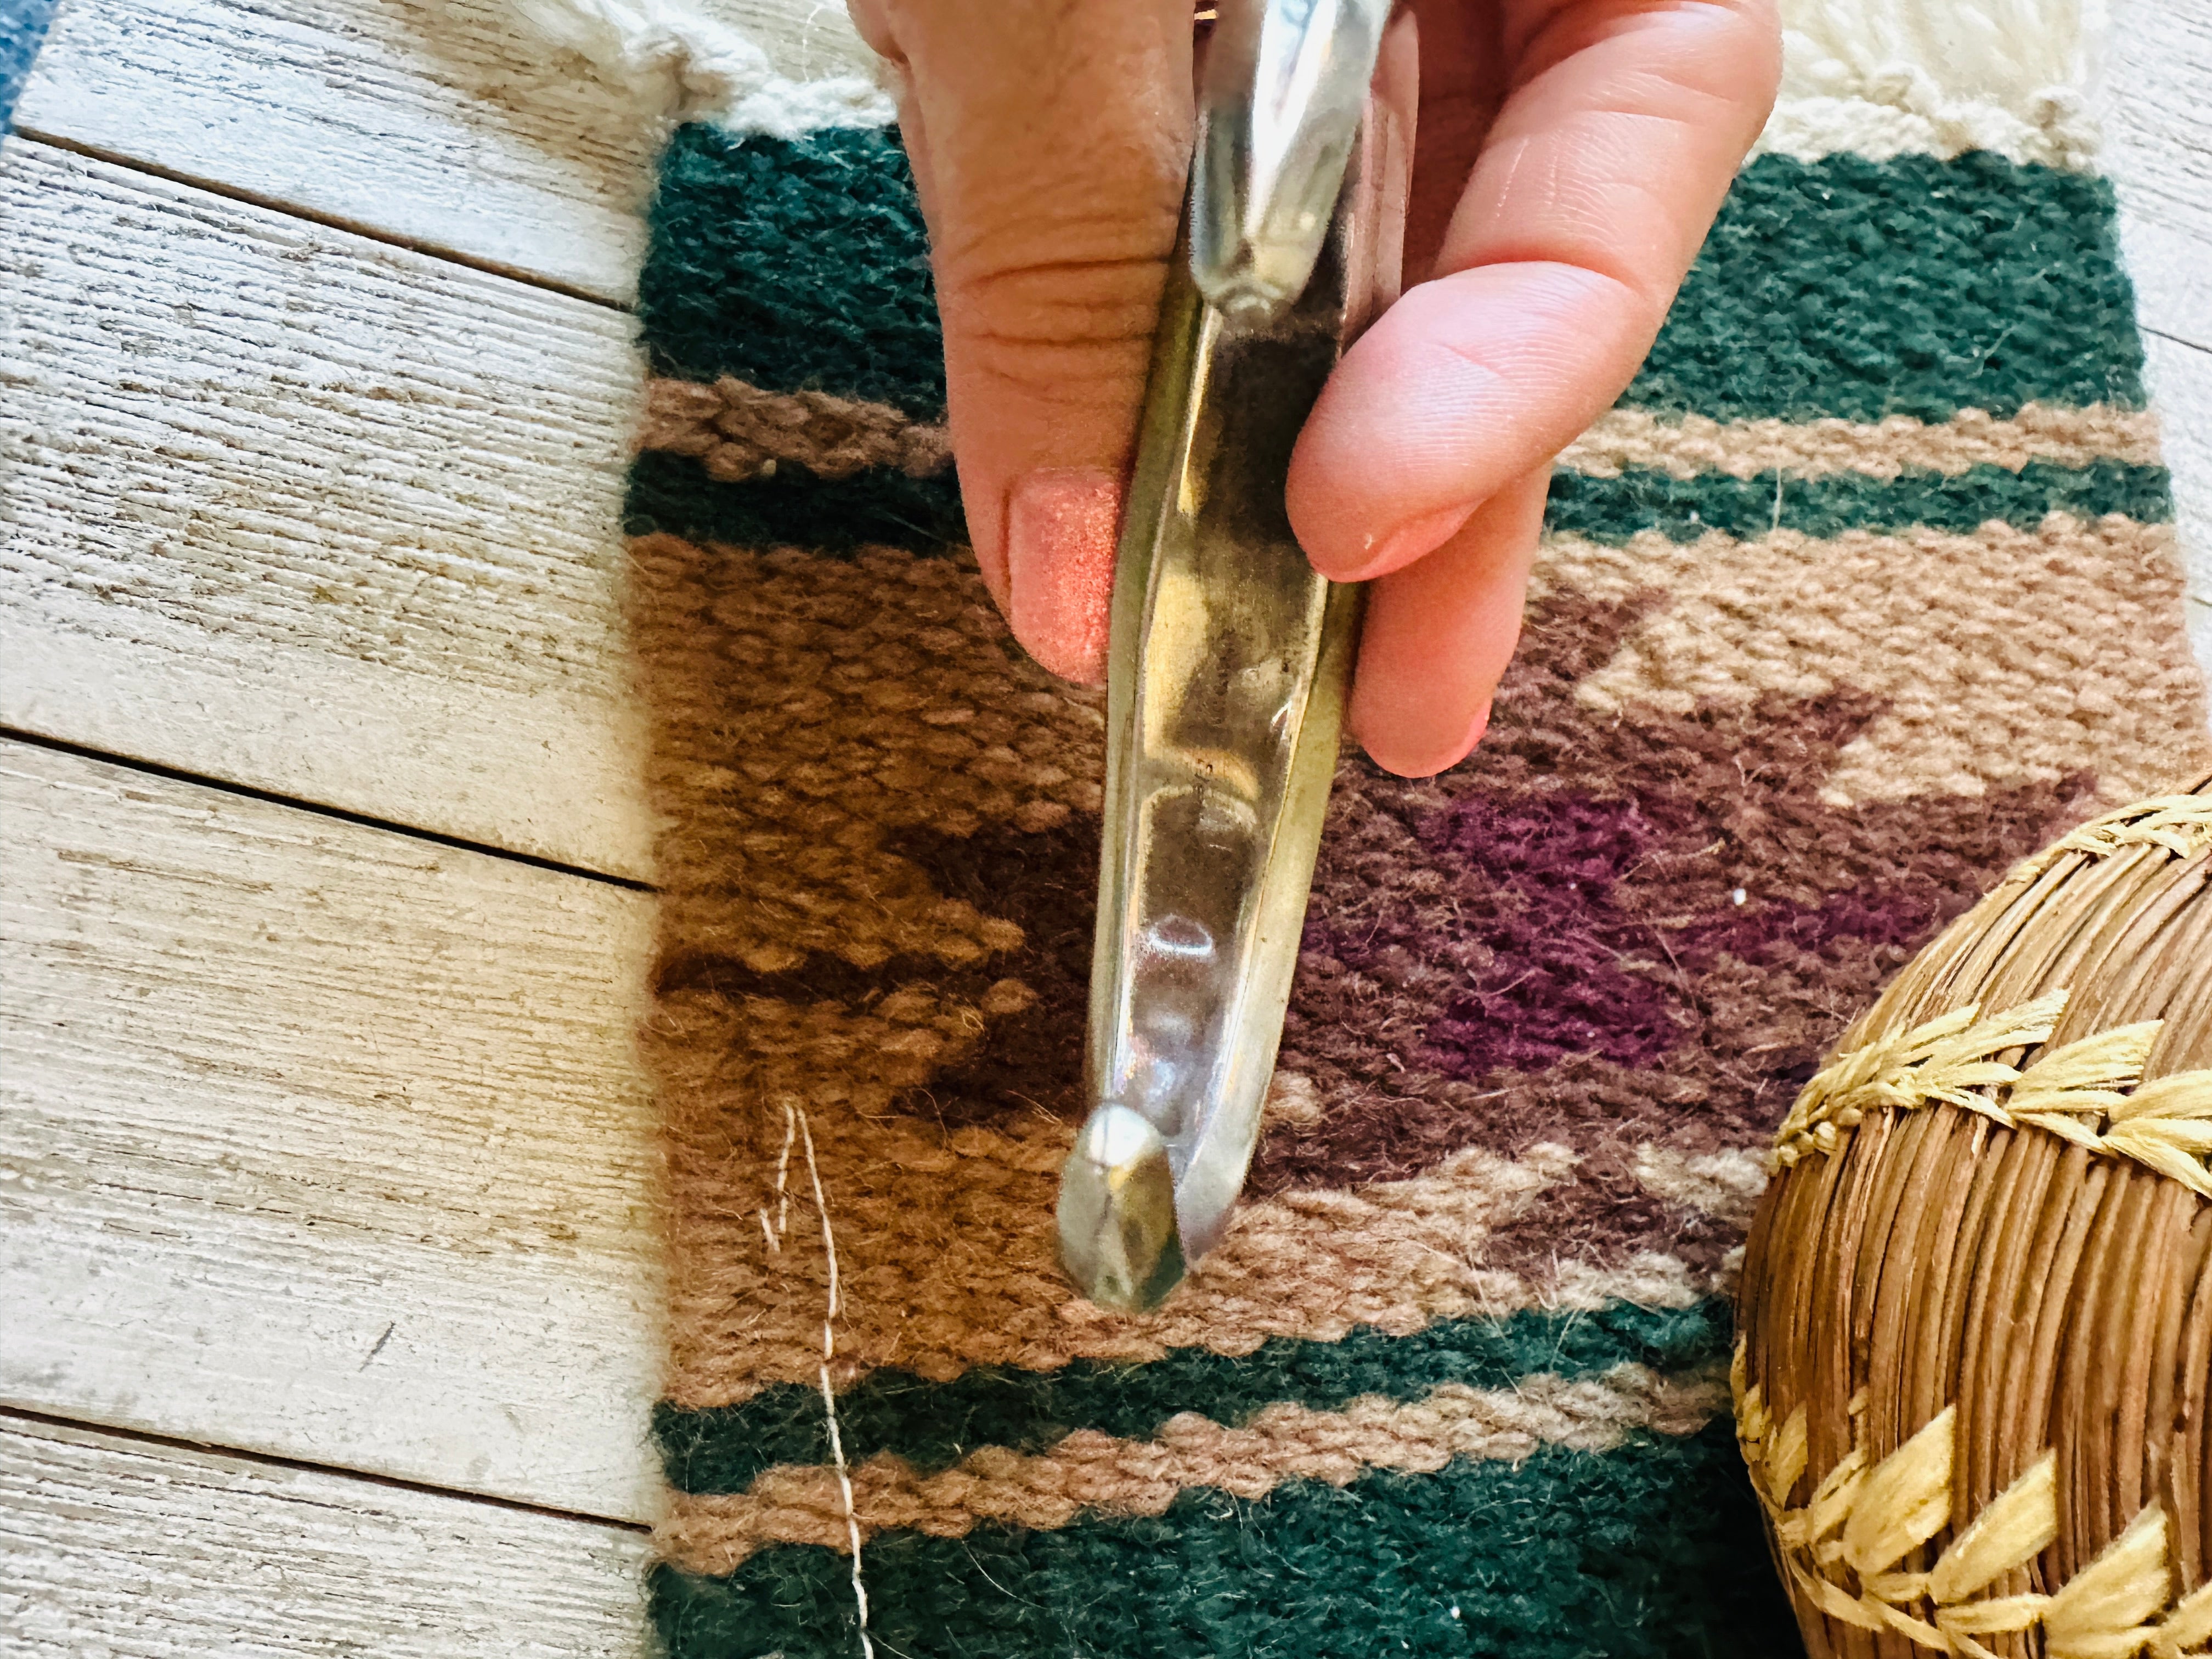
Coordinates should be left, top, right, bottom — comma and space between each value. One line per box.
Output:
1348, 465, 1549, 777
1289, 0, 1781, 580
854, 0, 1194, 684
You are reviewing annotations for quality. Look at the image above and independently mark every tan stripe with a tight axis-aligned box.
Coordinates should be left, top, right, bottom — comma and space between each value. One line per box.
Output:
1557, 403, 2160, 482
1536, 514, 2212, 807
637, 376, 952, 482
640, 380, 2158, 488
657, 1364, 1728, 1572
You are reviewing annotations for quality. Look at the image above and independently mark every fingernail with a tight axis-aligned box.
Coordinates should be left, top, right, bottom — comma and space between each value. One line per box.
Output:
1007, 468, 1120, 685
1317, 503, 1473, 583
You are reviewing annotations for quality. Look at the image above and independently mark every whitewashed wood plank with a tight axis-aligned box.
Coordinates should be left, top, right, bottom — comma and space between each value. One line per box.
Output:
0, 138, 654, 882
2102, 1, 2212, 693
16, 0, 647, 306
13, 0, 879, 303
0, 738, 663, 1522
2104, 0, 2212, 356
0, 1415, 651, 1658
699, 0, 883, 74
2144, 331, 2212, 685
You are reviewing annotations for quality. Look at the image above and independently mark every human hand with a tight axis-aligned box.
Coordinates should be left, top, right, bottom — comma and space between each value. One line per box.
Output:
846, 0, 1781, 776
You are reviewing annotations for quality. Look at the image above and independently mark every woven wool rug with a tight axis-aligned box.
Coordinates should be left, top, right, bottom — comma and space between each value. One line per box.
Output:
565, 2, 2212, 1652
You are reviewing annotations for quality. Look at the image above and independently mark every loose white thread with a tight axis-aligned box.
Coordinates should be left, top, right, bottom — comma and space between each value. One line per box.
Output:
774, 1100, 797, 1245
799, 1108, 873, 1659
759, 1101, 797, 1251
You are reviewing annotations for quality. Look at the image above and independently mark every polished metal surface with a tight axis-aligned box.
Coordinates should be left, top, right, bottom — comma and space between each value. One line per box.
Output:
1058, 0, 1415, 1313
1192, 0, 1397, 325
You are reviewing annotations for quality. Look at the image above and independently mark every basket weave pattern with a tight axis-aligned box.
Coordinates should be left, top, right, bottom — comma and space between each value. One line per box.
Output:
1739, 781, 2212, 1656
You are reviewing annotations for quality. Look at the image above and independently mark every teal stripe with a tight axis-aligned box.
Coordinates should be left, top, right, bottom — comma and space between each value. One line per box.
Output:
636, 137, 2138, 428
638, 124, 943, 418
624, 450, 967, 553
652, 1419, 1796, 1659
627, 452, 2163, 561
654, 1299, 1730, 1494
1544, 457, 2169, 545
1630, 150, 2142, 422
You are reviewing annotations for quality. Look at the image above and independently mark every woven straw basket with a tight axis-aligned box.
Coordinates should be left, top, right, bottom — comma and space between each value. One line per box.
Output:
1735, 777, 2212, 1658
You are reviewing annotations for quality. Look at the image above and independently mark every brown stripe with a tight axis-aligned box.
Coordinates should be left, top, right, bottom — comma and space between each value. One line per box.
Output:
656, 1365, 1728, 1572
1558, 403, 2161, 481
637, 377, 953, 481
657, 1062, 1714, 1407
629, 524, 2204, 1416
627, 534, 1101, 978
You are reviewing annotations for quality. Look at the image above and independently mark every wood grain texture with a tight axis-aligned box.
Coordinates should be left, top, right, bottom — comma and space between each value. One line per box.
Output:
2105, 0, 2212, 357
0, 138, 655, 881
0, 739, 663, 1522
13, 0, 879, 303
2146, 331, 2212, 680
0, 1415, 650, 1657
2104, 0, 2212, 702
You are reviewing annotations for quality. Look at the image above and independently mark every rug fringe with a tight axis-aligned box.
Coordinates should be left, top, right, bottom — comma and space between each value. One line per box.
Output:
1765, 0, 2103, 166
502, 0, 2101, 161
505, 0, 894, 132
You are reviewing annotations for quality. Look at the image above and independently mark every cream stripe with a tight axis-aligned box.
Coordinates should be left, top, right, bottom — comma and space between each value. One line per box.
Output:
507, 0, 2091, 155
1558, 404, 2160, 483
1754, 94, 2096, 171
1759, 0, 2097, 170
498, 0, 895, 133
1537, 515, 2212, 808
1630, 1144, 1772, 1230
641, 379, 2155, 488
657, 1364, 1729, 1573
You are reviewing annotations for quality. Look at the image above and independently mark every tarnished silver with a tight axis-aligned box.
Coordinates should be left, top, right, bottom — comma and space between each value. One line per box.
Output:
1057, 0, 1415, 1313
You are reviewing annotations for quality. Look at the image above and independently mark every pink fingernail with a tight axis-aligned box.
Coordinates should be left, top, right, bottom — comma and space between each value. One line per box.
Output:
1006, 469, 1120, 685
1320, 503, 1473, 582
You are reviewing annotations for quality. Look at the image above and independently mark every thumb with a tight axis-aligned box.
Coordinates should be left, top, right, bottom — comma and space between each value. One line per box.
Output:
854, 0, 1193, 682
